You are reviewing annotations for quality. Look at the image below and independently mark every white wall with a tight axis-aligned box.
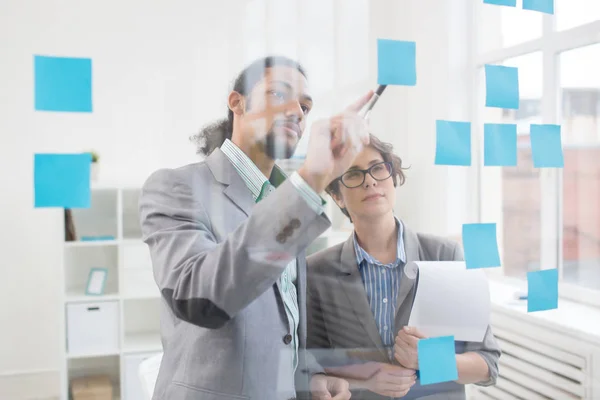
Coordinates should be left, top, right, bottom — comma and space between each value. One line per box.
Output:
0, 0, 471, 396
368, 0, 475, 236
0, 1, 249, 396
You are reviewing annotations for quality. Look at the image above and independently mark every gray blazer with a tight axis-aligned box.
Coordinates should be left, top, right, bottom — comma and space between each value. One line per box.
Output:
139, 148, 330, 400
306, 228, 501, 400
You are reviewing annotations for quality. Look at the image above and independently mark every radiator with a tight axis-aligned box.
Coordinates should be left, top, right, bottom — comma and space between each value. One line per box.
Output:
470, 309, 590, 400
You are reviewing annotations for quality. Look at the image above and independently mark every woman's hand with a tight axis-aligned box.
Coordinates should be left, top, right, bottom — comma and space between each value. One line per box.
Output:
394, 326, 428, 369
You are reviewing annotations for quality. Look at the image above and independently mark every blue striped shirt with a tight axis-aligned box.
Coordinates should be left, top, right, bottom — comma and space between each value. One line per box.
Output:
353, 217, 407, 360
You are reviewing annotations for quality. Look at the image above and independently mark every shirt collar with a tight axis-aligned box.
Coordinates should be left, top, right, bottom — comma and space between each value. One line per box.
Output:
353, 217, 407, 268
220, 139, 287, 201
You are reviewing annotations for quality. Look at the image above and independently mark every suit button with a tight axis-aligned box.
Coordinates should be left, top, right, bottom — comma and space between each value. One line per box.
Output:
283, 334, 293, 345
276, 233, 286, 244
290, 218, 301, 229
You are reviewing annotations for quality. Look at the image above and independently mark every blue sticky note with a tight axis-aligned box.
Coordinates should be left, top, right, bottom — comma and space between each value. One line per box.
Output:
435, 120, 471, 166
523, 0, 554, 14
485, 65, 519, 110
81, 236, 116, 241
34, 153, 91, 208
418, 336, 458, 386
462, 223, 501, 269
377, 39, 417, 86
527, 269, 558, 312
530, 124, 564, 168
34, 55, 93, 112
484, 123, 517, 166
484, 0, 516, 6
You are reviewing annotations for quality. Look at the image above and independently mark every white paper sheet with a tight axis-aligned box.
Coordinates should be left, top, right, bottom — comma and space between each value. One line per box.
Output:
407, 261, 490, 342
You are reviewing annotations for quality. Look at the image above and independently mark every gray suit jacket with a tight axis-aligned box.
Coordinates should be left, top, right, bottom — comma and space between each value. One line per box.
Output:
306, 228, 501, 400
139, 148, 330, 400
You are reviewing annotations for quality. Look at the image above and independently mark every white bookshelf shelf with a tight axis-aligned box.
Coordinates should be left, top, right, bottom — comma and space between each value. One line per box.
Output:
123, 332, 162, 354
121, 238, 144, 245
67, 349, 121, 360
65, 289, 120, 303
59, 185, 162, 400
122, 292, 160, 301
65, 240, 120, 248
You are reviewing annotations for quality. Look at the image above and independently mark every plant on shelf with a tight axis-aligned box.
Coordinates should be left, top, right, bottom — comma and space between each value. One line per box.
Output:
88, 150, 100, 182
89, 150, 99, 163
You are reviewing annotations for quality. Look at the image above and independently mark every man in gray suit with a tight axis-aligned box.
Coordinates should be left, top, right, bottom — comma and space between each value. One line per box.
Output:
139, 56, 374, 400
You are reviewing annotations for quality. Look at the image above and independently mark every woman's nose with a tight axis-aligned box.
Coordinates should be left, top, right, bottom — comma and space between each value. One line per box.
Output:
364, 174, 377, 188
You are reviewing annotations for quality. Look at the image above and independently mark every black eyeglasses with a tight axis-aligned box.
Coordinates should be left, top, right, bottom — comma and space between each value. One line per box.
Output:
338, 161, 393, 188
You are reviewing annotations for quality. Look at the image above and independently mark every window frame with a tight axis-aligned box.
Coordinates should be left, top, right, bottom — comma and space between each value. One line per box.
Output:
470, 3, 600, 307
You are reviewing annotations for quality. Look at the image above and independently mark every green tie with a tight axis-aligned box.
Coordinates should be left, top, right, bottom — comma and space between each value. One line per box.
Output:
256, 181, 275, 203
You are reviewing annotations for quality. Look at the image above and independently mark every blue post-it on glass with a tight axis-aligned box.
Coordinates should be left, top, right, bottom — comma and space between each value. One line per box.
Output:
418, 336, 458, 386
34, 153, 91, 208
435, 120, 471, 166
34, 55, 93, 112
523, 0, 554, 14
527, 269, 558, 312
484, 123, 517, 166
377, 39, 417, 86
530, 124, 564, 168
484, 0, 517, 6
462, 223, 501, 269
485, 65, 519, 110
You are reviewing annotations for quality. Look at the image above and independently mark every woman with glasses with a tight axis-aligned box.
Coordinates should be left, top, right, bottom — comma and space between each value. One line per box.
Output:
306, 134, 500, 400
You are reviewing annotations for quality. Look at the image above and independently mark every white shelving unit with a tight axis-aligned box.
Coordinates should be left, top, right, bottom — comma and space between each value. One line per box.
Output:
59, 185, 162, 400
54, 178, 350, 400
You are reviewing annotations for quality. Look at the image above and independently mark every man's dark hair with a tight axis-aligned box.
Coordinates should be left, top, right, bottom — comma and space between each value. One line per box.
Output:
191, 56, 307, 156
326, 134, 408, 220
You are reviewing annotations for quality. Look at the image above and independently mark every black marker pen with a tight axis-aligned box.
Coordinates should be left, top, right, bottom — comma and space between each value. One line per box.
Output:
359, 84, 387, 120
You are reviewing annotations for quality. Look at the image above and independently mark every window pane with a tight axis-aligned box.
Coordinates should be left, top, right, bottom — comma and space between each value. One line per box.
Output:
556, 0, 600, 31
478, 0, 542, 53
560, 44, 600, 291
480, 52, 543, 279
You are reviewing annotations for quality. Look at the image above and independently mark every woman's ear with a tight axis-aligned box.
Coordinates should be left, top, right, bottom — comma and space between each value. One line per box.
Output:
331, 192, 345, 210
228, 91, 245, 116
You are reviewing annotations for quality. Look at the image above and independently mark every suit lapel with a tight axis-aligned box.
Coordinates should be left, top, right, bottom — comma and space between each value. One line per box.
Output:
205, 148, 254, 217
338, 236, 387, 358
394, 227, 421, 333
206, 148, 287, 322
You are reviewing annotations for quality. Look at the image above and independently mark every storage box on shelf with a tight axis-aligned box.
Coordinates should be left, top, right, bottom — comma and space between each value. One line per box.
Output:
59, 185, 162, 400
71, 374, 114, 400
67, 301, 120, 357
68, 356, 119, 400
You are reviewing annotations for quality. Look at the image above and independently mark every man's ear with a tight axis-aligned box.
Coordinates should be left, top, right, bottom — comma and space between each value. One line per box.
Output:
228, 91, 246, 116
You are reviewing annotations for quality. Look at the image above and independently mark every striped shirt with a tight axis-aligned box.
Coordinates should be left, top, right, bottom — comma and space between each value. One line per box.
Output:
221, 139, 324, 371
353, 217, 407, 360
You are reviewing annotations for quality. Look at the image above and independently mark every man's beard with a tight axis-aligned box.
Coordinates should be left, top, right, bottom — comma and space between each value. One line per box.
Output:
262, 130, 298, 160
